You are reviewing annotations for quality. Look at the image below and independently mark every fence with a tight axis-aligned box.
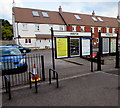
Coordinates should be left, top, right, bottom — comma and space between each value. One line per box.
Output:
2, 54, 45, 88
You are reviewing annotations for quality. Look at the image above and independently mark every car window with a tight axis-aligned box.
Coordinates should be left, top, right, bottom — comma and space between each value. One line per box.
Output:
0, 47, 22, 56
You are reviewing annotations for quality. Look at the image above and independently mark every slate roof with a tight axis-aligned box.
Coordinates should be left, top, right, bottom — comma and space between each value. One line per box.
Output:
13, 7, 118, 28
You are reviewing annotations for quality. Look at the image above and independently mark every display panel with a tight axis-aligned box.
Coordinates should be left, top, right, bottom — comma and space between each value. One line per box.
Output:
70, 38, 80, 56
110, 38, 116, 53
82, 38, 90, 56
102, 38, 109, 54
56, 38, 68, 58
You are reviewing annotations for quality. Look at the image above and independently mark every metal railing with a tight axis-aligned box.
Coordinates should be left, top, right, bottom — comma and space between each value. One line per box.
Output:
4, 75, 11, 100
2, 54, 45, 88
49, 68, 59, 88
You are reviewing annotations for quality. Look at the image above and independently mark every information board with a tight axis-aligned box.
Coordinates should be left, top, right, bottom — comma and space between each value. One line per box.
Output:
82, 38, 90, 56
56, 38, 68, 58
70, 38, 80, 56
102, 38, 109, 54
110, 38, 116, 53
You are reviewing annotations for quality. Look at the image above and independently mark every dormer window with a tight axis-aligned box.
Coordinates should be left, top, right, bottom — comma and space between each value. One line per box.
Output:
42, 12, 49, 17
74, 15, 81, 20
92, 17, 98, 21
32, 11, 40, 17
97, 17, 104, 22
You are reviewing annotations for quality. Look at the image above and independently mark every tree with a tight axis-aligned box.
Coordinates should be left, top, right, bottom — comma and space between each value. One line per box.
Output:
2, 19, 13, 40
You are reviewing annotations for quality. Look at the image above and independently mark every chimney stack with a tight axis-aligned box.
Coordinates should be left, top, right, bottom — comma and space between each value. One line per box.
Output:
117, 14, 120, 19
92, 10, 95, 16
59, 6, 62, 12
12, 0, 16, 7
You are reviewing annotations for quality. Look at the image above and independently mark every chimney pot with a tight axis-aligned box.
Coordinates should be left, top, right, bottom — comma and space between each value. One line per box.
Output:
59, 6, 62, 12
92, 10, 95, 16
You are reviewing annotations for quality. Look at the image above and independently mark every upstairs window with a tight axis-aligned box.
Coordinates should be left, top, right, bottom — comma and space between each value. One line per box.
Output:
42, 12, 49, 17
74, 15, 81, 20
97, 17, 104, 22
35, 25, 40, 31
59, 26, 64, 31
72, 26, 76, 31
32, 11, 40, 17
22, 24, 27, 30
92, 17, 98, 21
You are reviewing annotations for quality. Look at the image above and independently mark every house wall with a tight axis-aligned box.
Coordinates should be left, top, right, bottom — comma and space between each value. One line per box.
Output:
14, 22, 65, 48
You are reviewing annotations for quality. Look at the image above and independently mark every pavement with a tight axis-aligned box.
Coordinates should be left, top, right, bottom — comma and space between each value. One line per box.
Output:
1, 50, 120, 107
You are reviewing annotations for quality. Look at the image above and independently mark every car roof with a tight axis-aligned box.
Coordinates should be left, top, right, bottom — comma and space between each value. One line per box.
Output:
0, 46, 18, 48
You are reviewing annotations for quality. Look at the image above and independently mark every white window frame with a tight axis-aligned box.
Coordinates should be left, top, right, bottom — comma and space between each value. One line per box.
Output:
91, 27, 94, 33
42, 12, 49, 17
92, 17, 98, 22
81, 26, 84, 32
22, 24, 27, 30
97, 17, 104, 22
59, 26, 64, 31
35, 24, 40, 31
74, 15, 81, 20
98, 27, 101, 32
112, 28, 115, 33
32, 11, 40, 17
72, 26, 76, 31
106, 27, 109, 33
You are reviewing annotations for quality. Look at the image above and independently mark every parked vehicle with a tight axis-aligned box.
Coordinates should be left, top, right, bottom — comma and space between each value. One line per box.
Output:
6, 44, 31, 53
0, 46, 27, 75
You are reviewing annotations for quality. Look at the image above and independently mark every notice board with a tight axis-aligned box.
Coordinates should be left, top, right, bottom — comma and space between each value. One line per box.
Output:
82, 38, 90, 56
102, 38, 109, 54
110, 38, 116, 53
56, 38, 68, 58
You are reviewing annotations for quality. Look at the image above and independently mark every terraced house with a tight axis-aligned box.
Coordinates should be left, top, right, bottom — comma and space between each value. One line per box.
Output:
12, 6, 120, 49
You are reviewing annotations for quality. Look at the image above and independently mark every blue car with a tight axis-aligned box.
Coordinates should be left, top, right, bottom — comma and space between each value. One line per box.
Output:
0, 46, 27, 75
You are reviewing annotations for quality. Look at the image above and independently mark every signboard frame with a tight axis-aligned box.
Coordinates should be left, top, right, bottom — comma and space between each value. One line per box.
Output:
81, 37, 91, 56
55, 37, 68, 59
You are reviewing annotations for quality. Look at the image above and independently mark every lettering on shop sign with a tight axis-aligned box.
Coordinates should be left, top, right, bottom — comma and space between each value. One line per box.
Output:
70, 33, 79, 35
106, 33, 113, 37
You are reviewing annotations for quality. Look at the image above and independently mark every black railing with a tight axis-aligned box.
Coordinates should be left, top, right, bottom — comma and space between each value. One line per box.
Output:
49, 68, 59, 88
29, 72, 38, 93
4, 75, 11, 100
2, 54, 45, 88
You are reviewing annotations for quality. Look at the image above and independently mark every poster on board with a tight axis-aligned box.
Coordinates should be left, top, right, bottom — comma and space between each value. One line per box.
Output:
110, 38, 116, 53
56, 38, 68, 58
102, 38, 109, 54
82, 38, 90, 56
70, 38, 80, 56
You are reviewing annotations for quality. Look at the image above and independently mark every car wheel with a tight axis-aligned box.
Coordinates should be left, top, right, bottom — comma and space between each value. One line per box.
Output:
23, 50, 26, 53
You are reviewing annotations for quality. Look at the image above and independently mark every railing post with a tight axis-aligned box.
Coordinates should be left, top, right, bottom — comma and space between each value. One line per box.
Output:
115, 31, 119, 68
35, 75, 38, 93
90, 28, 93, 72
49, 69, 51, 84
4, 76, 8, 93
41, 55, 45, 81
29, 72, 32, 88
56, 73, 59, 88
51, 27, 56, 79
97, 30, 102, 71
8, 81, 11, 100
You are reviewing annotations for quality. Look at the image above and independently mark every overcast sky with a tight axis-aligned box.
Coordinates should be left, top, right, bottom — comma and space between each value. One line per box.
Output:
0, 0, 120, 24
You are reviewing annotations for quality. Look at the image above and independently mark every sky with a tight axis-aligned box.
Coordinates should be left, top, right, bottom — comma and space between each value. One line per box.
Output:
0, 0, 120, 24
